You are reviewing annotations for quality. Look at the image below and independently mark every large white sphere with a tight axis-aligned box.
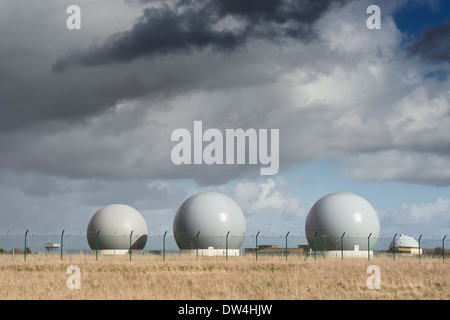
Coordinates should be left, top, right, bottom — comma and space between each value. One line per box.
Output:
173, 192, 246, 249
305, 192, 380, 251
87, 204, 148, 250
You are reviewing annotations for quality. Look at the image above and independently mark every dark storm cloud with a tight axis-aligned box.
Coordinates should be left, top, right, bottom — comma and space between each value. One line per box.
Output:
0, 63, 158, 133
53, 0, 349, 71
53, 5, 246, 72
207, 0, 353, 41
1, 0, 350, 131
209, 0, 347, 29
407, 20, 450, 62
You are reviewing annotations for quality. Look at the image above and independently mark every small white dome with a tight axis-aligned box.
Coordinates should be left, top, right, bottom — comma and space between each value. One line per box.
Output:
389, 234, 419, 249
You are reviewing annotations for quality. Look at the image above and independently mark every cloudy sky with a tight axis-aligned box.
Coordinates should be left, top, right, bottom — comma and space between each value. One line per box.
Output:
1, 0, 450, 239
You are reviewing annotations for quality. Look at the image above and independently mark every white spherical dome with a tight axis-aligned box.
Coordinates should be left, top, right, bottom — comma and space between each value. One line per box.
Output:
305, 192, 380, 251
87, 204, 148, 250
389, 234, 419, 249
173, 192, 246, 249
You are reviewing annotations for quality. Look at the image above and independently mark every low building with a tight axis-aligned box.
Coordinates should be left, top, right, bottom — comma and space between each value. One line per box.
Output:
44, 242, 60, 254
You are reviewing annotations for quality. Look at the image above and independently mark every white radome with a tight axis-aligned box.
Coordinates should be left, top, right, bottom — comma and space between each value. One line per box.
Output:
305, 192, 380, 252
86, 204, 148, 252
389, 234, 419, 249
173, 191, 246, 250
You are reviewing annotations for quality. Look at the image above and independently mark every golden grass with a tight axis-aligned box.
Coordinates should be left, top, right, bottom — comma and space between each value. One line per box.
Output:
0, 254, 449, 300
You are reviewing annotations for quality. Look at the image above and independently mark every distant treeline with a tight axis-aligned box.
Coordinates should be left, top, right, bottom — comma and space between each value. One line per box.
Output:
0, 247, 31, 254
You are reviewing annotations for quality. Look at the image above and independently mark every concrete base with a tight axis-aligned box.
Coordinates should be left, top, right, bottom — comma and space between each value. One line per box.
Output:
97, 249, 144, 255
322, 250, 374, 258
180, 249, 240, 256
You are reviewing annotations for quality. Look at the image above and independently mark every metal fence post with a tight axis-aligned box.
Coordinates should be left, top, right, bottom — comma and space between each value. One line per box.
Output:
61, 230, 65, 260
163, 231, 167, 261
24, 230, 29, 261
255, 231, 260, 261
129, 230, 133, 261
392, 233, 397, 261
96, 230, 100, 261
368, 233, 372, 261
418, 234, 422, 261
443, 235, 447, 262
314, 232, 318, 260
196, 231, 200, 261
285, 231, 290, 261
226, 231, 230, 261
341, 232, 345, 260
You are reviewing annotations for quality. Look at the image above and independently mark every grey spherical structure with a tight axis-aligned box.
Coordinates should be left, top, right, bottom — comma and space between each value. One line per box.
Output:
305, 192, 380, 252
173, 191, 246, 250
87, 204, 148, 252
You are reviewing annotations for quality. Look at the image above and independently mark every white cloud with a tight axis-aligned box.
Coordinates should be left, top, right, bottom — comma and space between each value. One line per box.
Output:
147, 180, 179, 193
379, 197, 450, 237
233, 177, 303, 217
407, 197, 450, 222
345, 150, 450, 186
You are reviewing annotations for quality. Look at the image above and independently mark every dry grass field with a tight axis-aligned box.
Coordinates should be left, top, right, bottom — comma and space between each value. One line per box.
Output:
0, 254, 449, 300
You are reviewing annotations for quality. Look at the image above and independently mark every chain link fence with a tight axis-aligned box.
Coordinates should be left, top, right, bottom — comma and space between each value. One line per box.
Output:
0, 232, 448, 261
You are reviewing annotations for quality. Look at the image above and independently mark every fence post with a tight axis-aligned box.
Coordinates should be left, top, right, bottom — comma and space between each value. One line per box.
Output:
418, 234, 422, 261
196, 231, 200, 261
163, 231, 167, 261
129, 230, 133, 261
443, 235, 447, 262
96, 230, 100, 261
226, 231, 230, 261
314, 232, 318, 260
341, 232, 345, 260
61, 230, 65, 260
392, 233, 397, 261
255, 231, 260, 261
24, 230, 29, 261
285, 231, 290, 261
368, 233, 372, 261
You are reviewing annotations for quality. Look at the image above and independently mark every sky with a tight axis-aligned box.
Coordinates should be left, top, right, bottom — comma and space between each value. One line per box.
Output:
1, 0, 450, 240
